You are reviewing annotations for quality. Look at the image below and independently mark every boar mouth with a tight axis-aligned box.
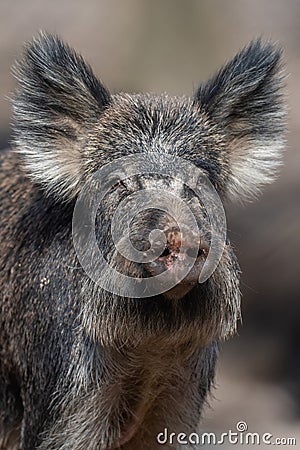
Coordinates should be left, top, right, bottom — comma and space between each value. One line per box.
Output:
145, 238, 209, 300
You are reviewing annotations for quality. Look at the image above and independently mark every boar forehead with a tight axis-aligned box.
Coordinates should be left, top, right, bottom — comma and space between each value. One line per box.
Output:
86, 93, 227, 191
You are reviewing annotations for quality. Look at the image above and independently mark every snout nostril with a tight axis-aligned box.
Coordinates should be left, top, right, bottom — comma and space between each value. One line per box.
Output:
160, 247, 171, 257
197, 248, 205, 257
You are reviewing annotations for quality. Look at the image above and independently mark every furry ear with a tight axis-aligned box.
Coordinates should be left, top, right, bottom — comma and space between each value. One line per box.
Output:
195, 39, 286, 201
13, 33, 111, 200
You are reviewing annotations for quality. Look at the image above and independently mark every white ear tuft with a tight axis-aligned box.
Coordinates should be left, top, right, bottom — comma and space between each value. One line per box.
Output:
226, 138, 285, 202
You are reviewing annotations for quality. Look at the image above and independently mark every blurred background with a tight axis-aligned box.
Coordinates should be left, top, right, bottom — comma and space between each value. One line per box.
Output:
1, 0, 299, 448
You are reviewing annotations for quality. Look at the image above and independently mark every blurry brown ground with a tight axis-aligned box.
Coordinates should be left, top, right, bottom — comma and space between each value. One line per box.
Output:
1, 0, 299, 448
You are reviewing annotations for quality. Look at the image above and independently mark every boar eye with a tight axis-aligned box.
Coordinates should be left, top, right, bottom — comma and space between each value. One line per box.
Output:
160, 246, 171, 257
111, 180, 126, 191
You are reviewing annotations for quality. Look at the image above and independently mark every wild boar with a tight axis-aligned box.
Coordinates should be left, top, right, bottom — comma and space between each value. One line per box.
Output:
0, 34, 285, 449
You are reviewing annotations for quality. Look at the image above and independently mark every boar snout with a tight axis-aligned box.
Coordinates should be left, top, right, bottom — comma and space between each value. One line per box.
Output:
144, 225, 210, 300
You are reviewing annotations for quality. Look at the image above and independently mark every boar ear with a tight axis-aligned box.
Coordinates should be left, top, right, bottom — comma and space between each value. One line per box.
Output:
195, 39, 286, 201
13, 33, 111, 200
